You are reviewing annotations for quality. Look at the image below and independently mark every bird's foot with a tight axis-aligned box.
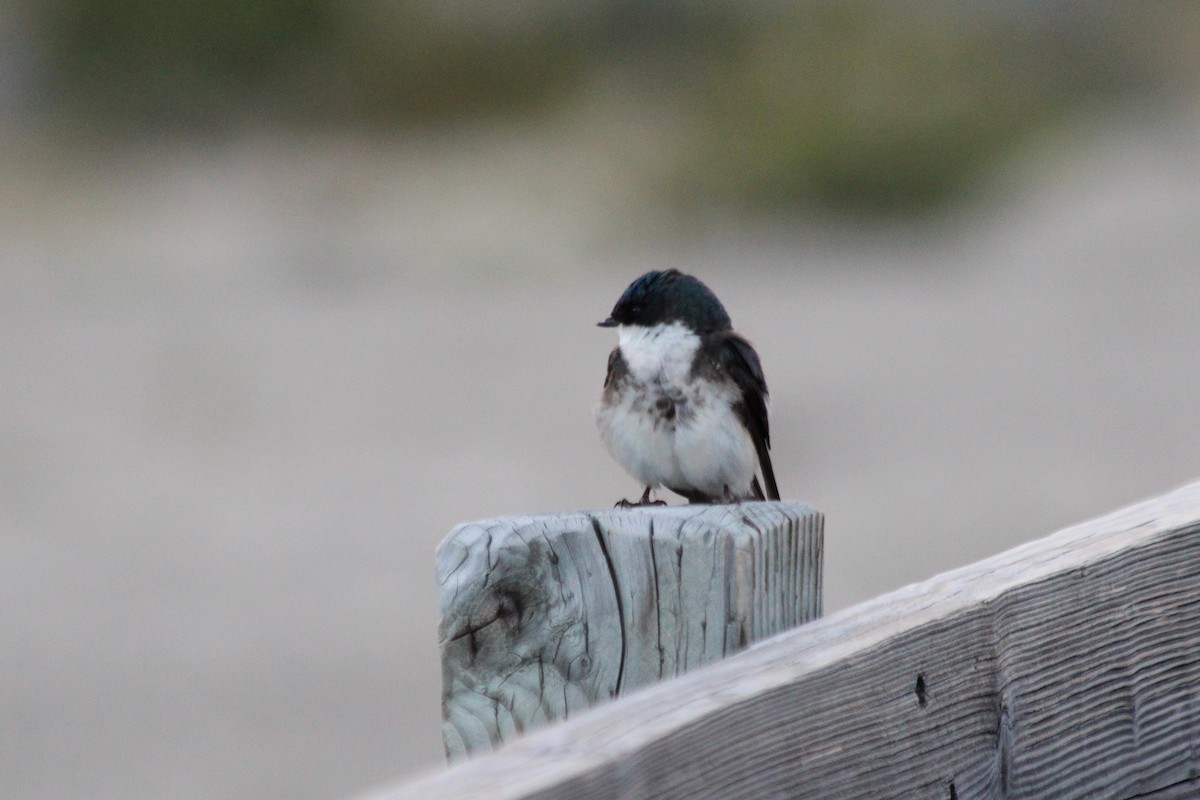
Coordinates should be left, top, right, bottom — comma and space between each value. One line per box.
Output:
615, 487, 668, 508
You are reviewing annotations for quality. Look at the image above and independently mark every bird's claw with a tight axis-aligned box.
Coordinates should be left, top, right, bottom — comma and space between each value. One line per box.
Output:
615, 499, 669, 508
614, 487, 668, 508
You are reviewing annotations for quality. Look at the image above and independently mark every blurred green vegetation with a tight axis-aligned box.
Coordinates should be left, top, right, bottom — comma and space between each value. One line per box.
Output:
44, 0, 333, 131
27, 0, 1199, 213
39, 1, 590, 131
675, 3, 1177, 213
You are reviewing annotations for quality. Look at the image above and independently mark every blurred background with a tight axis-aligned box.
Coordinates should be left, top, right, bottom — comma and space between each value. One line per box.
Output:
2, 1, 1200, 798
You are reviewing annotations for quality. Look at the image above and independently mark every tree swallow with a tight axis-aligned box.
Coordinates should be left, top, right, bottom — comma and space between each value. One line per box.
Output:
596, 269, 780, 506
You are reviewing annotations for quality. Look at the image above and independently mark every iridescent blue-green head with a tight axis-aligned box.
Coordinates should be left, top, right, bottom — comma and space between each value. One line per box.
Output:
597, 270, 732, 335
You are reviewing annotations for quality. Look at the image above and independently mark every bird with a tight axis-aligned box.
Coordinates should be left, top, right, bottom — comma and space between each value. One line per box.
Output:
595, 269, 780, 506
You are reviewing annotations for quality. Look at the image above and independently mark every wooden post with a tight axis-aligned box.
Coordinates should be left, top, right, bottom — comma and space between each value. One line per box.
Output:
437, 501, 823, 759
361, 481, 1200, 800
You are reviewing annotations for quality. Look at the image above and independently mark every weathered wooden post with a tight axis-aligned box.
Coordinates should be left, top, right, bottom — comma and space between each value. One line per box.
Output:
437, 501, 823, 759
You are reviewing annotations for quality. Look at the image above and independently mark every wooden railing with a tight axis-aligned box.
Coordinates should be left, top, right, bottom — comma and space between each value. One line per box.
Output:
357, 480, 1200, 800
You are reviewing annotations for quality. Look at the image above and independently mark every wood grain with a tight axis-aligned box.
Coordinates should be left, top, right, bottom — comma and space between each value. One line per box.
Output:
437, 502, 823, 759
367, 481, 1200, 800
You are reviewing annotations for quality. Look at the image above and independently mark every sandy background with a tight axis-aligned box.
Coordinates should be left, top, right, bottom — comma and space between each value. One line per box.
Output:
3, 108, 1200, 799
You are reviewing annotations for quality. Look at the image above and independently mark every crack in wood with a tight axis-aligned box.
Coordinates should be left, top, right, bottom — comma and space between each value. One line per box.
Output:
648, 519, 665, 679
1126, 773, 1200, 799
590, 514, 627, 697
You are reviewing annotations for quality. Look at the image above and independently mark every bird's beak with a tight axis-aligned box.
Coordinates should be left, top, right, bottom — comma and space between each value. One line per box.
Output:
597, 318, 618, 328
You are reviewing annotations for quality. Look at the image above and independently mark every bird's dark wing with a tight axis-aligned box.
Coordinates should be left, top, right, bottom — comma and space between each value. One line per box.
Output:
603, 347, 627, 394
714, 332, 780, 500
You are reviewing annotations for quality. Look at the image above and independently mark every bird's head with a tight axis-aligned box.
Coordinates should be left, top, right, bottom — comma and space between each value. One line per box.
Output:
598, 269, 731, 335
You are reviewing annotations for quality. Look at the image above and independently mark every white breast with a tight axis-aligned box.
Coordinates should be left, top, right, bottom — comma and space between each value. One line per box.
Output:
616, 322, 699, 385
597, 322, 757, 498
